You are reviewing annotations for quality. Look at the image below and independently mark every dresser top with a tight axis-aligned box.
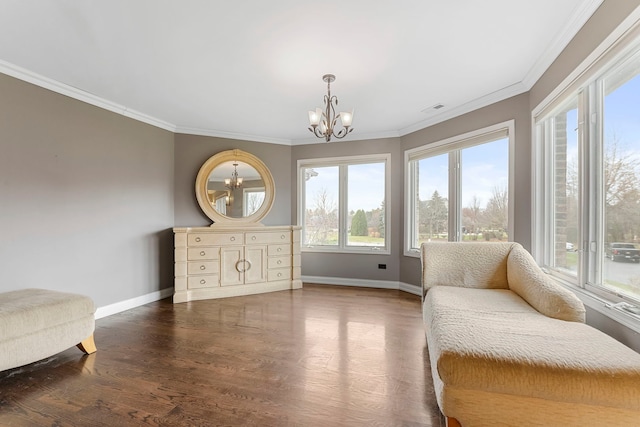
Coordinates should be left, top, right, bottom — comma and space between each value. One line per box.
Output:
174, 225, 301, 233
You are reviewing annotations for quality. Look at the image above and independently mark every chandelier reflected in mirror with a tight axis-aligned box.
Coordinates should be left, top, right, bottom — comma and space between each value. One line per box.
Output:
225, 162, 243, 189
308, 74, 354, 142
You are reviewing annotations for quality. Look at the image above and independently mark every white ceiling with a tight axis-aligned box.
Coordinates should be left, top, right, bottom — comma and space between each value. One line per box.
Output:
0, 0, 603, 145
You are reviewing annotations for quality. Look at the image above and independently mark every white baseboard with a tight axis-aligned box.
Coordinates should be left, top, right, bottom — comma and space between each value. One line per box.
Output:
94, 279, 421, 320
301, 275, 421, 296
95, 287, 174, 320
400, 281, 422, 296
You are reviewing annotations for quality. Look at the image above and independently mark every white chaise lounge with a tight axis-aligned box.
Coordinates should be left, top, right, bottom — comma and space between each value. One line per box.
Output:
421, 242, 640, 427
0, 288, 96, 372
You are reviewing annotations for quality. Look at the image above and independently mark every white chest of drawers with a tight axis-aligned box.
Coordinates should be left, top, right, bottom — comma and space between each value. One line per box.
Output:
173, 226, 302, 303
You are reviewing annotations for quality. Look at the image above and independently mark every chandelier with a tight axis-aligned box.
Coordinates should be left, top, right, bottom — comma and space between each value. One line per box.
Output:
225, 162, 243, 189
308, 74, 354, 142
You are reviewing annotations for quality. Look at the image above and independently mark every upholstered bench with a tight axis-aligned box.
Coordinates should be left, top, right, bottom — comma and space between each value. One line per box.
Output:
422, 242, 640, 427
0, 288, 96, 372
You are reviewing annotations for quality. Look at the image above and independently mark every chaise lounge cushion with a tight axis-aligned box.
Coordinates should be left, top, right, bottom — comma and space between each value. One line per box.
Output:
424, 285, 640, 415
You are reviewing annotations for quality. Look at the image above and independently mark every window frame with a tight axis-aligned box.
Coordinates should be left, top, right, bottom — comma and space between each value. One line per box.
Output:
297, 153, 391, 255
532, 10, 640, 329
404, 120, 515, 257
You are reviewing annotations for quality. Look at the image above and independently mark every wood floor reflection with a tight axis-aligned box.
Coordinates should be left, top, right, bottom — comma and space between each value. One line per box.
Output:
0, 284, 444, 426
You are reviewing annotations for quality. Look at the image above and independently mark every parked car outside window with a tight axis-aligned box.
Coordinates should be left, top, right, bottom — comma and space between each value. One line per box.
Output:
605, 242, 640, 263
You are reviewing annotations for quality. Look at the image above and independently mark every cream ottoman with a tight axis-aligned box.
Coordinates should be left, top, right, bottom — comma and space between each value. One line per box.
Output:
0, 288, 96, 372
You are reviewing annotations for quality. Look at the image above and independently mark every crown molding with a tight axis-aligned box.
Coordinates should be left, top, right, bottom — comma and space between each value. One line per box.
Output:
0, 59, 176, 132
290, 129, 401, 146
521, 0, 604, 89
174, 126, 292, 145
532, 4, 640, 118
399, 81, 527, 136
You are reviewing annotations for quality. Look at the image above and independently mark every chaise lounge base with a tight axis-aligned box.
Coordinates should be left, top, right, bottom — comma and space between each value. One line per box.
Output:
422, 242, 640, 427
0, 288, 96, 372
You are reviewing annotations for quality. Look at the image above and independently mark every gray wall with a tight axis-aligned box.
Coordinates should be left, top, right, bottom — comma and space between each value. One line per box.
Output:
0, 73, 175, 307
291, 138, 402, 282
174, 134, 292, 227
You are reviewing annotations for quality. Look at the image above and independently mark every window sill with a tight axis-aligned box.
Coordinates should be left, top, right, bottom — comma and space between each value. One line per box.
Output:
552, 278, 640, 335
404, 249, 420, 258
301, 247, 391, 256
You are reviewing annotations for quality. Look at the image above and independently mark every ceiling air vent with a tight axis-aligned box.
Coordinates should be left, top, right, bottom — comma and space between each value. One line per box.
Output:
421, 103, 445, 114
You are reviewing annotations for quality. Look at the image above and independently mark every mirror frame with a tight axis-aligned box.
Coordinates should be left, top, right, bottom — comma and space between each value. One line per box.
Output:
195, 149, 275, 225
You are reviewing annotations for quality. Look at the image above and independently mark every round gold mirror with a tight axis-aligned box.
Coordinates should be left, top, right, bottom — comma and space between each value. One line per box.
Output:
195, 149, 275, 225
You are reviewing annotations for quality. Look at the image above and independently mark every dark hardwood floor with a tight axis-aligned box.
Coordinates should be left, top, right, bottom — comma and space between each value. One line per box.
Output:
0, 284, 444, 426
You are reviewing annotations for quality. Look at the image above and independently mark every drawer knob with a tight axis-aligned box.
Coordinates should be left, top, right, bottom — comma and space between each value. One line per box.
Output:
277, 247, 282, 252
277, 260, 282, 265
200, 279, 206, 285
200, 251, 206, 256
252, 236, 256, 240
195, 237, 201, 242
278, 273, 282, 277
280, 235, 285, 239
200, 265, 206, 270
230, 236, 235, 241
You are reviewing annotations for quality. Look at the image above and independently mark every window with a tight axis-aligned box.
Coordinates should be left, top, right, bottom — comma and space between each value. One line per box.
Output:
214, 194, 227, 216
298, 154, 390, 253
534, 27, 640, 310
243, 188, 265, 217
405, 122, 514, 255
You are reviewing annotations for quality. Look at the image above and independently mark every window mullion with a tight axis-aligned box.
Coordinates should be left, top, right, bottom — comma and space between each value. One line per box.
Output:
407, 159, 419, 251
577, 88, 589, 288
591, 80, 605, 289
449, 151, 460, 242
339, 165, 348, 249
543, 120, 554, 268
548, 117, 557, 270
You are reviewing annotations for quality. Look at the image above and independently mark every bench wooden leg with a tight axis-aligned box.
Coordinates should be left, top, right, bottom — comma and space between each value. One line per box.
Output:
77, 334, 97, 354
446, 417, 462, 427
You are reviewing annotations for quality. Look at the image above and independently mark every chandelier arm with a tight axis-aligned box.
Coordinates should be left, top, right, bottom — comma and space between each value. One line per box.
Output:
329, 96, 340, 137
313, 126, 325, 139
334, 128, 349, 139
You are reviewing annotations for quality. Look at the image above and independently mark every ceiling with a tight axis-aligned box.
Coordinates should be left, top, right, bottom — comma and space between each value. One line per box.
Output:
0, 0, 603, 145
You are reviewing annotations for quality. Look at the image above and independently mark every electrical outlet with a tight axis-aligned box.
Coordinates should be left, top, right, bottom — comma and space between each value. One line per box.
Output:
378, 264, 387, 269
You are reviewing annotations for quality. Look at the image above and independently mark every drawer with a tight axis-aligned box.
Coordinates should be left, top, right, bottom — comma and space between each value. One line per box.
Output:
246, 231, 290, 245
187, 247, 220, 261
268, 268, 291, 282
268, 256, 291, 269
268, 244, 291, 256
187, 275, 219, 289
187, 261, 219, 275
188, 233, 242, 246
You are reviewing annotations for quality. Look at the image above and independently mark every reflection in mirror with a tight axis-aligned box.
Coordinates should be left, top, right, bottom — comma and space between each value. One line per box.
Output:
205, 161, 265, 219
